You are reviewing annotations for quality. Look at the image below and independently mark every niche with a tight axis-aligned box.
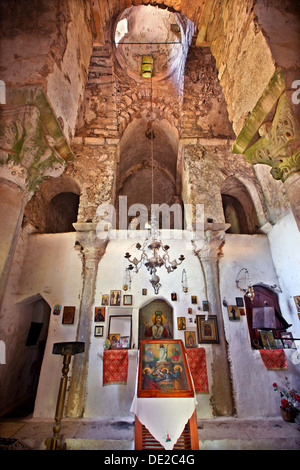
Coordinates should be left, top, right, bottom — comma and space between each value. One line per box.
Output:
221, 177, 259, 234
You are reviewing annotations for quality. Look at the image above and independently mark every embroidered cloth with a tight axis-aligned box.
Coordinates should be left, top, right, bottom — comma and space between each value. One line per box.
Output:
103, 349, 129, 385
259, 349, 288, 370
185, 347, 209, 393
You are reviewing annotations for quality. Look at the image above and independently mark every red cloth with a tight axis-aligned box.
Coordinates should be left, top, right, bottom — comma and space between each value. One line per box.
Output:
185, 347, 209, 393
259, 349, 288, 370
103, 349, 129, 385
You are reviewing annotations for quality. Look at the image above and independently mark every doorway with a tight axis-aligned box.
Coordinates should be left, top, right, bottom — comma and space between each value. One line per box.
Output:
2, 296, 51, 418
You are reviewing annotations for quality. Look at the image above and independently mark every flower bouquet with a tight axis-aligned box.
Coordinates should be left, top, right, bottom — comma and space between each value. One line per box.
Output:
273, 377, 300, 422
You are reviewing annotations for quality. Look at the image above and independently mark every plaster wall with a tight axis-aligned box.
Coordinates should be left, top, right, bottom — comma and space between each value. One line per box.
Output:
219, 233, 300, 418
5, 227, 299, 420
267, 210, 300, 326
84, 232, 213, 420
16, 232, 83, 418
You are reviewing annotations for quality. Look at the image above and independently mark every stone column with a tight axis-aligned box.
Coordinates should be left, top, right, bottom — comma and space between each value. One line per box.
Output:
0, 93, 72, 309
65, 223, 108, 418
0, 179, 30, 309
193, 223, 235, 416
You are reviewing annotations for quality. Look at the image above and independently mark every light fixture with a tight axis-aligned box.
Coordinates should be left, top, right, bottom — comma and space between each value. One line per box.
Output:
124, 53, 185, 293
235, 268, 255, 301
125, 213, 185, 294
123, 267, 132, 291
182, 269, 188, 293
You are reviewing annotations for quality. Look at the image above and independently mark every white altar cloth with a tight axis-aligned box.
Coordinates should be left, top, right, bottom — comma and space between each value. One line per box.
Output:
130, 394, 198, 450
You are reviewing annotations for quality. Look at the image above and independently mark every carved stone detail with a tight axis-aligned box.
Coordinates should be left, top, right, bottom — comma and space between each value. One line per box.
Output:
244, 93, 300, 182
0, 105, 66, 193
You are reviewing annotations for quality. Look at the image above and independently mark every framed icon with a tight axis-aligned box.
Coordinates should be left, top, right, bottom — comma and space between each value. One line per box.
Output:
184, 331, 197, 348
110, 290, 121, 306
94, 307, 105, 322
177, 317, 186, 330
137, 339, 194, 398
196, 315, 219, 343
123, 294, 132, 306
62, 306, 75, 324
94, 325, 104, 337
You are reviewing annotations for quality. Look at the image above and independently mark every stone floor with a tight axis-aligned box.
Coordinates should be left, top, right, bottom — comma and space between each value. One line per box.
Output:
0, 415, 299, 451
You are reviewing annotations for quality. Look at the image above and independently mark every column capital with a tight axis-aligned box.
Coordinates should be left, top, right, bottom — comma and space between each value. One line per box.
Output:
0, 88, 74, 194
244, 93, 300, 183
73, 222, 108, 261
192, 223, 230, 260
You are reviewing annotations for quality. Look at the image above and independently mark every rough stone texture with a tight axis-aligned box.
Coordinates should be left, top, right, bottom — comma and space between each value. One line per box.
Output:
206, 0, 276, 136
0, 0, 93, 141
182, 45, 235, 139
181, 143, 269, 226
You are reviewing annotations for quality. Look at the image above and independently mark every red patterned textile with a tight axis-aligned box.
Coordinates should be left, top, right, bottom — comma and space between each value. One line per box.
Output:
185, 347, 209, 393
103, 349, 129, 385
259, 349, 288, 370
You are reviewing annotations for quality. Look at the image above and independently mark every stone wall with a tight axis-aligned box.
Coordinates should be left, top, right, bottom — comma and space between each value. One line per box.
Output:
206, 0, 276, 136
0, 0, 93, 141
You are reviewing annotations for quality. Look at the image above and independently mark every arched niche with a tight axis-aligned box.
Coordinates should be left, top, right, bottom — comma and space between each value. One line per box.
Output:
116, 117, 182, 229
221, 176, 260, 234
23, 175, 81, 234
138, 298, 173, 344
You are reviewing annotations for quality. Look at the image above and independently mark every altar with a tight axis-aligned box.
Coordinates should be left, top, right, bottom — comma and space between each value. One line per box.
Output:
130, 339, 199, 450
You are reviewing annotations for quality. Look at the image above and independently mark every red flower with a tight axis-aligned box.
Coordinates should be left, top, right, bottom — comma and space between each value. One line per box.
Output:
291, 392, 300, 402
272, 383, 277, 387
281, 399, 290, 409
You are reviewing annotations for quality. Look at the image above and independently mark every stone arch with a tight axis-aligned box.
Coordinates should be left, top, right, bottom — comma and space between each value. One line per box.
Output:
116, 115, 182, 228
221, 176, 260, 234
23, 175, 81, 234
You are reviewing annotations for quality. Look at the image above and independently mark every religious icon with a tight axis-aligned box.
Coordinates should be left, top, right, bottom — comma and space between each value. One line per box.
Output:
123, 295, 132, 306
144, 310, 172, 339
227, 305, 240, 321
177, 317, 186, 330
62, 306, 75, 324
110, 290, 121, 306
184, 331, 197, 348
53, 304, 61, 315
137, 339, 194, 398
171, 293, 177, 301
101, 294, 109, 306
191, 296, 197, 304
236, 297, 244, 307
109, 334, 121, 349
94, 307, 105, 322
196, 315, 219, 343
139, 299, 173, 341
293, 296, 300, 313
94, 325, 103, 337
202, 300, 209, 311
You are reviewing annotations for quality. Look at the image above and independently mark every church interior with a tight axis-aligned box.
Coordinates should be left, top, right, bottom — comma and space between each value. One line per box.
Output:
0, 0, 300, 451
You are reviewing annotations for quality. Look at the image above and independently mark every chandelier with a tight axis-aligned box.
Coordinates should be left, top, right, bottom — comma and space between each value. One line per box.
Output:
124, 213, 185, 294
124, 50, 185, 293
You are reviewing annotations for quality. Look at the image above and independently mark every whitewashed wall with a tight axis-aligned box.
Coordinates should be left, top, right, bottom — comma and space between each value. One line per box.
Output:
219, 232, 300, 418
10, 227, 300, 420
